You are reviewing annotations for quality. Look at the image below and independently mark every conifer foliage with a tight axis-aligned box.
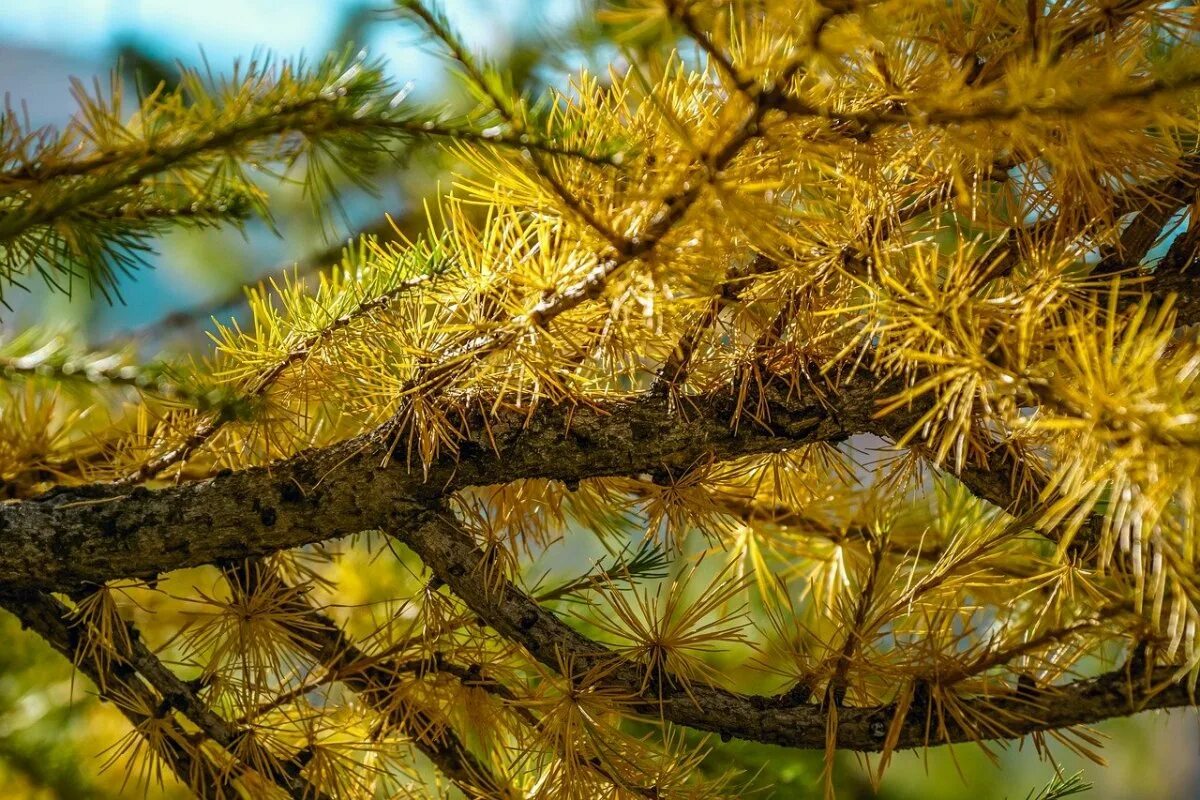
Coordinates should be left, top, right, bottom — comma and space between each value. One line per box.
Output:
2, 0, 1200, 796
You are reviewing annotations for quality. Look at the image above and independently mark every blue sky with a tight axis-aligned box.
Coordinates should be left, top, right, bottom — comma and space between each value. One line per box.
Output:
0, 1, 580, 56
0, 1, 354, 57
0, 1, 582, 102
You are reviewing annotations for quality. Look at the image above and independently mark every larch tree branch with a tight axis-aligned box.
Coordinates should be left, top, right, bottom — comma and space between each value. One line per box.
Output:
0, 592, 241, 800
387, 506, 1198, 752
0, 375, 885, 592
4, 1, 1200, 795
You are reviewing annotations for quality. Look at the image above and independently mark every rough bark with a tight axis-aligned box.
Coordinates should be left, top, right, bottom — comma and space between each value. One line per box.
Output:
0, 375, 885, 592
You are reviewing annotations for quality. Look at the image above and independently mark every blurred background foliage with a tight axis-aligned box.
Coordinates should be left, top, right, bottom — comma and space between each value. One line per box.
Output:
0, 1, 1196, 797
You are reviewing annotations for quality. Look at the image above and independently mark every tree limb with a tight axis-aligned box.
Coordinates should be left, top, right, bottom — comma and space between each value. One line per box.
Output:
0, 374, 884, 592
0, 592, 239, 799
391, 506, 1198, 751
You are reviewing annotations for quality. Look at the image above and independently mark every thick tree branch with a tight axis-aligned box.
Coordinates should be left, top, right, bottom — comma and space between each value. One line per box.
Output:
0, 375, 884, 592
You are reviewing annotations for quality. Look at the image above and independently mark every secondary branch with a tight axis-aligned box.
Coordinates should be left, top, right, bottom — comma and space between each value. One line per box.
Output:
393, 507, 1197, 751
